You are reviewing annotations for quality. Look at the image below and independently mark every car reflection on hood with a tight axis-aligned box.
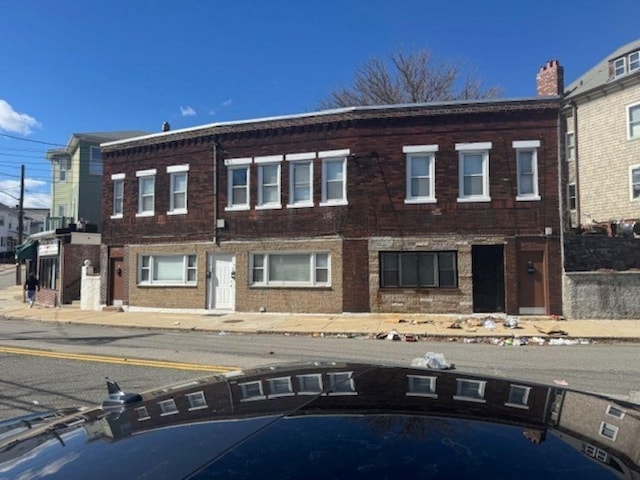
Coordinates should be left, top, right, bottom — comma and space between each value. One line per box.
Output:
0, 362, 638, 479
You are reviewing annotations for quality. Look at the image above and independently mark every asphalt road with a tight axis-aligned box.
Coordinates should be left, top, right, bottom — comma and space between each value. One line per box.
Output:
1, 316, 639, 419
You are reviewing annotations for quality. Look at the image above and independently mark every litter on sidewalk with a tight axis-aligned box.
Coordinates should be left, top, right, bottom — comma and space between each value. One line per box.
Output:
411, 352, 454, 370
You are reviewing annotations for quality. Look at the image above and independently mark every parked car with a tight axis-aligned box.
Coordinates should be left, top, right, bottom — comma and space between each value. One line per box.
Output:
0, 362, 636, 479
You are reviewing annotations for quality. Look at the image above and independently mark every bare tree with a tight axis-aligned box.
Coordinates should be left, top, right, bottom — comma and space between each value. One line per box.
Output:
319, 48, 502, 109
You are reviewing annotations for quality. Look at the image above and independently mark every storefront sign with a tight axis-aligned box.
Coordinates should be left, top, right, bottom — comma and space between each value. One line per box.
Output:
38, 239, 59, 256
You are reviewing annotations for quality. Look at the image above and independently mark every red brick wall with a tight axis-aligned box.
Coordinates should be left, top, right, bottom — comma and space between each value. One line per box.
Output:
61, 244, 101, 304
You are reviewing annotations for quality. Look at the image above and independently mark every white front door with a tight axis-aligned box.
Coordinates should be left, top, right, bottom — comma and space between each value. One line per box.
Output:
207, 253, 235, 310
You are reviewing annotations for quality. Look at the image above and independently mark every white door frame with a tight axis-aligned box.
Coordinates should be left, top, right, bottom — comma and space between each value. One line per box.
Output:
206, 253, 236, 311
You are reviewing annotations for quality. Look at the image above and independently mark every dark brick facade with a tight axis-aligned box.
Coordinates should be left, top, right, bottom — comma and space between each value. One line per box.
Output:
101, 99, 563, 315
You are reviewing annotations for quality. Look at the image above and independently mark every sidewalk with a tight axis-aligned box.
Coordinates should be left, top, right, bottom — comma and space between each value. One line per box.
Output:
1, 283, 640, 343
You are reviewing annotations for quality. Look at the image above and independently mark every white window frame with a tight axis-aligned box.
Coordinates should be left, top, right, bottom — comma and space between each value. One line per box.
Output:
327, 371, 357, 396
58, 156, 70, 182
454, 378, 487, 403
225, 158, 251, 211
614, 57, 626, 77
158, 399, 178, 416
505, 384, 531, 409
456, 142, 491, 202
186, 391, 208, 411
630, 51, 640, 72
320, 149, 349, 206
135, 406, 150, 421
286, 152, 315, 208
250, 252, 330, 287
628, 103, 640, 140
255, 155, 282, 210
111, 173, 125, 219
606, 405, 626, 419
629, 165, 640, 201
565, 132, 574, 162
297, 373, 323, 394
403, 145, 438, 204
267, 376, 294, 398
136, 169, 156, 217
138, 254, 197, 286
406, 375, 437, 398
89, 146, 103, 175
167, 164, 189, 215
514, 140, 541, 201
599, 421, 619, 441
239, 380, 266, 401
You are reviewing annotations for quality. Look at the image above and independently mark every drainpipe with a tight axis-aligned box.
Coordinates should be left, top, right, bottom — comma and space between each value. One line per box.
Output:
213, 141, 218, 245
571, 102, 580, 227
557, 107, 565, 316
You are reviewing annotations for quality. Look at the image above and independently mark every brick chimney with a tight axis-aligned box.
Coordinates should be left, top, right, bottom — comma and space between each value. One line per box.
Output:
536, 60, 564, 96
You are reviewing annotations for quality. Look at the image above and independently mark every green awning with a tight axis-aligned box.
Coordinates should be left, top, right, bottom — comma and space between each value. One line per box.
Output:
15, 240, 37, 261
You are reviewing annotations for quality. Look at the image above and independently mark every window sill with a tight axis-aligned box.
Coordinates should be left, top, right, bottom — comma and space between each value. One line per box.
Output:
319, 200, 348, 207
225, 205, 250, 212
453, 395, 486, 403
255, 204, 282, 210
286, 202, 314, 209
505, 402, 530, 410
457, 196, 491, 203
137, 283, 197, 287
110, 214, 123, 220
516, 195, 541, 202
250, 284, 331, 289
406, 393, 438, 398
136, 212, 155, 218
404, 198, 437, 204
167, 209, 188, 215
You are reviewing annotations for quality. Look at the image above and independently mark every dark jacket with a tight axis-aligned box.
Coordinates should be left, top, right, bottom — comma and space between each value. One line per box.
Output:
25, 277, 40, 291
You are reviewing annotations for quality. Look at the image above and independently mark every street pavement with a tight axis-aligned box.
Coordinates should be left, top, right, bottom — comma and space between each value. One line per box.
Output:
1, 282, 640, 343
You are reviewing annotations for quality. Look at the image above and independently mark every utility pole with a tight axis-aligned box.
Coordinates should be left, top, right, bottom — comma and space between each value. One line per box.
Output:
16, 165, 24, 286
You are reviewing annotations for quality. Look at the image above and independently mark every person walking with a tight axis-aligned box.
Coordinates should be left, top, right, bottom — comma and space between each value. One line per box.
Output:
24, 272, 40, 308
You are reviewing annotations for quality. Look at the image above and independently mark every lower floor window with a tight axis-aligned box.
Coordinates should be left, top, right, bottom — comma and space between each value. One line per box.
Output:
251, 252, 330, 286
380, 251, 457, 288
138, 254, 197, 285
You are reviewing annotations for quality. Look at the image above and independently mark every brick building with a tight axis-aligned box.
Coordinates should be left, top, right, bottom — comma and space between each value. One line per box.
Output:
101, 96, 562, 316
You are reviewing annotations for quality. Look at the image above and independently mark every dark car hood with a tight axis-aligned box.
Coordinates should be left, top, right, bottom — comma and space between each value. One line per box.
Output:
1, 362, 638, 479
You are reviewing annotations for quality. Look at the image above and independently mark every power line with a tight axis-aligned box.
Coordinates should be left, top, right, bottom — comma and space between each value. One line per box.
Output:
0, 132, 66, 147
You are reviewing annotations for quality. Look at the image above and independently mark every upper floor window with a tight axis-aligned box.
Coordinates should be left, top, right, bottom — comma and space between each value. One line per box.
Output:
514, 140, 541, 201
614, 49, 640, 78
225, 158, 251, 211
327, 372, 357, 395
454, 378, 487, 403
506, 384, 531, 409
380, 251, 457, 288
167, 165, 188, 215
320, 149, 349, 206
286, 152, 314, 208
255, 155, 282, 209
89, 146, 103, 175
406, 375, 437, 397
58, 156, 70, 182
0, 216, 4, 227
138, 254, 197, 286
250, 252, 330, 287
628, 103, 640, 140
629, 165, 640, 200
456, 142, 491, 202
565, 132, 575, 161
111, 173, 125, 218
136, 169, 156, 217
403, 145, 438, 204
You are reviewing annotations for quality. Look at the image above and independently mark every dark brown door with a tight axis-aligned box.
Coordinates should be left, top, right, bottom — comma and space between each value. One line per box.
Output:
110, 257, 124, 305
518, 251, 546, 314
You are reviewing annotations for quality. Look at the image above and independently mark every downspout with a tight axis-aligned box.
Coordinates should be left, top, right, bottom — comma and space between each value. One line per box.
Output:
556, 106, 565, 316
571, 102, 579, 227
213, 141, 218, 245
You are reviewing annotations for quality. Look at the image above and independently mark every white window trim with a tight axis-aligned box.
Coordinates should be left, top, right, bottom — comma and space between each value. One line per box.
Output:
404, 145, 438, 204
567, 183, 577, 211
599, 421, 619, 441
136, 171, 156, 217
256, 160, 282, 210
158, 399, 179, 416
406, 375, 437, 398
456, 143, 491, 202
454, 378, 487, 403
628, 103, 640, 140
267, 376, 294, 398
225, 163, 251, 212
505, 384, 531, 409
514, 141, 541, 201
614, 57, 626, 77
287, 156, 314, 209
111, 177, 124, 219
606, 405, 626, 419
565, 132, 575, 162
629, 51, 640, 72
137, 254, 197, 286
239, 380, 266, 402
168, 170, 188, 215
111, 173, 125, 180
250, 252, 331, 287
327, 371, 357, 396
629, 164, 640, 201
186, 391, 208, 411
135, 406, 151, 421
320, 156, 348, 206
296, 373, 323, 395
167, 164, 189, 173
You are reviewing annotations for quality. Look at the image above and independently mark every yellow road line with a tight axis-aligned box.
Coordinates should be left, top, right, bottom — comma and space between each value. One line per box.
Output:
0, 346, 237, 373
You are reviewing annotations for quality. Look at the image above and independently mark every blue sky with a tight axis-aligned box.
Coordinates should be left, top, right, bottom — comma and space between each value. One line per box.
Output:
1, 0, 639, 208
